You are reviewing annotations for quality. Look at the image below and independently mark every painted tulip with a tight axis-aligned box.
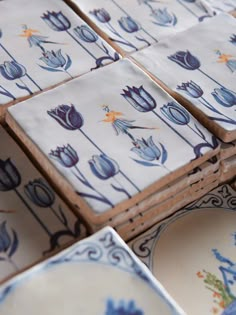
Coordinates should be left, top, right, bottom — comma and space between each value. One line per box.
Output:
160, 101, 190, 125
73, 25, 98, 43
90, 9, 111, 23
0, 61, 26, 80
0, 158, 21, 191
118, 16, 140, 33
131, 136, 161, 161
121, 85, 156, 112
212, 87, 236, 107
230, 34, 236, 46
40, 49, 67, 68
47, 104, 84, 130
41, 11, 71, 31
89, 154, 119, 180
151, 8, 177, 27
168, 51, 201, 70
177, 80, 203, 98
105, 299, 143, 315
0, 221, 11, 253
24, 178, 55, 207
50, 144, 79, 168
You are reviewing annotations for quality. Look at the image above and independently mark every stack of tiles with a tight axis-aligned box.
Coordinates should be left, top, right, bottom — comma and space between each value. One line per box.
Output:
130, 14, 236, 183
129, 184, 236, 315
0, 125, 87, 284
0, 0, 119, 119
6, 59, 221, 240
0, 227, 185, 315
220, 140, 236, 183
68, 0, 214, 55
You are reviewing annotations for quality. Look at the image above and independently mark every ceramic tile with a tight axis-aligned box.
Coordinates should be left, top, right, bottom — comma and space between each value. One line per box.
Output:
0, 125, 87, 283
220, 155, 236, 183
220, 140, 236, 160
131, 14, 236, 142
69, 0, 214, 54
0, 227, 185, 315
6, 59, 219, 226
0, 0, 119, 114
129, 184, 236, 315
202, 0, 236, 12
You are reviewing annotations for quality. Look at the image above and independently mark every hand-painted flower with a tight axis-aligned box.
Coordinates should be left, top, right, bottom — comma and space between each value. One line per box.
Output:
121, 85, 156, 112
89, 154, 119, 180
73, 25, 98, 43
41, 11, 71, 31
177, 80, 203, 98
0, 221, 11, 253
89, 9, 111, 23
0, 158, 21, 191
230, 34, 236, 46
105, 299, 144, 315
168, 51, 201, 70
118, 16, 140, 33
212, 87, 236, 107
131, 136, 161, 161
40, 49, 67, 68
50, 144, 79, 168
160, 101, 190, 125
24, 178, 55, 207
0, 61, 26, 80
151, 8, 177, 27
47, 104, 84, 130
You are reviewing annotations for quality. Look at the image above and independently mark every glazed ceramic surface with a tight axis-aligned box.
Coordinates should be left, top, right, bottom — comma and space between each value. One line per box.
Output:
0, 227, 185, 315
8, 59, 219, 216
71, 0, 214, 53
132, 14, 236, 140
203, 0, 236, 12
0, 0, 119, 107
129, 184, 236, 315
0, 126, 86, 282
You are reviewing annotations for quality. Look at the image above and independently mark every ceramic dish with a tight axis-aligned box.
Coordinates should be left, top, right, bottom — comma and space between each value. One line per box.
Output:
129, 184, 236, 315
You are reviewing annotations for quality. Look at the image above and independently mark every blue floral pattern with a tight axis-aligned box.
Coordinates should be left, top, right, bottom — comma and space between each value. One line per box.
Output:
105, 299, 144, 315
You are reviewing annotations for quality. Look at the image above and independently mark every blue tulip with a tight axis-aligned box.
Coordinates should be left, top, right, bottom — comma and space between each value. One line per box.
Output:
105, 299, 143, 315
177, 80, 203, 98
89, 8, 111, 23
230, 34, 236, 46
212, 87, 236, 107
41, 11, 71, 31
118, 16, 140, 33
0, 29, 2, 38
73, 25, 98, 43
0, 61, 26, 80
161, 101, 190, 125
50, 144, 79, 168
131, 136, 161, 161
0, 158, 21, 191
0, 221, 11, 253
89, 154, 119, 180
151, 8, 177, 27
47, 104, 84, 130
25, 178, 55, 208
40, 49, 67, 68
121, 85, 156, 112
168, 50, 201, 70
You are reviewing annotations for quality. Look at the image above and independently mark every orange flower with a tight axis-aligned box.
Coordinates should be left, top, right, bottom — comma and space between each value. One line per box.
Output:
197, 271, 204, 278
213, 292, 221, 299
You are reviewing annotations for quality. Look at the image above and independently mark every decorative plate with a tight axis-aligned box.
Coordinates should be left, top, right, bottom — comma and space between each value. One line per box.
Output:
0, 125, 86, 282
0, 227, 185, 315
130, 184, 236, 315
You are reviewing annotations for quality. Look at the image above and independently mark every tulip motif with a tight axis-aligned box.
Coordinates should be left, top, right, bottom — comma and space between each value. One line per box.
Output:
41, 11, 71, 32
0, 158, 21, 191
151, 8, 177, 27
177, 80, 203, 98
212, 87, 236, 108
105, 299, 144, 315
230, 34, 236, 46
73, 25, 98, 43
50, 144, 79, 168
89, 9, 111, 23
25, 178, 55, 208
39, 49, 72, 77
168, 50, 200, 70
118, 17, 140, 33
47, 104, 84, 130
121, 85, 156, 112
0, 221, 19, 271
160, 101, 190, 125
89, 154, 119, 180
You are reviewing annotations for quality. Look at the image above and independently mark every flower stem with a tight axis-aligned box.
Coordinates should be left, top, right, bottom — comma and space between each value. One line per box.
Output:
135, 35, 150, 47
8, 257, 18, 271
141, 28, 158, 43
187, 123, 212, 146
66, 30, 97, 60
49, 206, 70, 230
0, 43, 42, 91
64, 69, 73, 79
0, 85, 16, 100
113, 176, 132, 198
176, 0, 199, 18
198, 69, 225, 88
14, 188, 52, 237
19, 78, 33, 95
162, 164, 171, 173
152, 110, 197, 151
79, 129, 140, 192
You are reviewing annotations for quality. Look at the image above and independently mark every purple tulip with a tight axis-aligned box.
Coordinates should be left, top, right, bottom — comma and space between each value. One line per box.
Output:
0, 61, 26, 80
212, 87, 236, 107
47, 104, 84, 130
73, 25, 98, 43
25, 178, 55, 207
177, 80, 203, 98
90, 9, 111, 23
41, 11, 71, 31
168, 51, 201, 70
89, 154, 119, 180
160, 101, 190, 125
118, 16, 140, 33
50, 144, 79, 168
0, 158, 21, 191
